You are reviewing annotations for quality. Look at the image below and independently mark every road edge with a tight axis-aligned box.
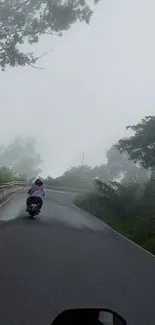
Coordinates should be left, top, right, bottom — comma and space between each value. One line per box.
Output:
0, 193, 15, 208
73, 204, 155, 259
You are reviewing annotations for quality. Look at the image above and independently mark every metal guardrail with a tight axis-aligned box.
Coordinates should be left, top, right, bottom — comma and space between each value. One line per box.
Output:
0, 181, 27, 187
0, 181, 89, 203
0, 181, 28, 202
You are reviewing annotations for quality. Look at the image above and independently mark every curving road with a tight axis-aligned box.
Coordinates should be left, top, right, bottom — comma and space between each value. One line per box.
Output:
0, 189, 155, 325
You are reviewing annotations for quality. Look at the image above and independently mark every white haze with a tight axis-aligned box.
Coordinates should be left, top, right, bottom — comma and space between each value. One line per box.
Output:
0, 0, 155, 177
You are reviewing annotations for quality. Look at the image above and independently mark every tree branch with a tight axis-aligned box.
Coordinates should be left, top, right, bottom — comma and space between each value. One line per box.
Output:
27, 49, 54, 69
27, 62, 44, 70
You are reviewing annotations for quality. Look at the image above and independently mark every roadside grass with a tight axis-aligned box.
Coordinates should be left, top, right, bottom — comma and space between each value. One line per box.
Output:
74, 193, 155, 255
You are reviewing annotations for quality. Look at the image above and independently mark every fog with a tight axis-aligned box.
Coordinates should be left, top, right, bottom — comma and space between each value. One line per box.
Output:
1, 0, 155, 177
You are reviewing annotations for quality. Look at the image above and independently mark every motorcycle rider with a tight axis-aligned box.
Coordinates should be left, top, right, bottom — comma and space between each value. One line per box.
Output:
26, 178, 45, 212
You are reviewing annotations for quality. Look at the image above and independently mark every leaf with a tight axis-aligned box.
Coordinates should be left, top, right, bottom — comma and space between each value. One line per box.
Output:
0, 0, 99, 70
116, 116, 155, 170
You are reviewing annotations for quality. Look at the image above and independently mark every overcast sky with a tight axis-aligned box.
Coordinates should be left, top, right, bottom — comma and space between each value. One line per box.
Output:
1, 0, 155, 177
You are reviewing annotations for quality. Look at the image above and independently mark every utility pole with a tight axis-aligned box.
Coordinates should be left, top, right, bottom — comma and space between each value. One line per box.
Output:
81, 151, 84, 169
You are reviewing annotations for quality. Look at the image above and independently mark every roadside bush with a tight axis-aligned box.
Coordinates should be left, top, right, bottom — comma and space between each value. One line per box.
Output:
74, 178, 155, 255
0, 167, 13, 183
0, 167, 26, 184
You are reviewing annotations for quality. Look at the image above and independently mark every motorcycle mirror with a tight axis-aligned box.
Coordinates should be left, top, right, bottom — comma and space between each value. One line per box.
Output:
51, 308, 127, 325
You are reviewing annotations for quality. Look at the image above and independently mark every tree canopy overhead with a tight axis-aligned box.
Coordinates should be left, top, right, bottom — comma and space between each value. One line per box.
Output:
116, 116, 155, 170
0, 0, 99, 70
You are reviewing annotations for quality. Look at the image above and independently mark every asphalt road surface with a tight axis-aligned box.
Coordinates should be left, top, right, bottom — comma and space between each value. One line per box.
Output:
0, 189, 155, 325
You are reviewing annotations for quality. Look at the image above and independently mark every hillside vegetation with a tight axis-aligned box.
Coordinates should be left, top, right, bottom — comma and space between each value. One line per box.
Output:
75, 116, 155, 255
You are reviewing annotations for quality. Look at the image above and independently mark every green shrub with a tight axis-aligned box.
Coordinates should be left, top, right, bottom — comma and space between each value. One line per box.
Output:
0, 167, 13, 184
74, 178, 155, 255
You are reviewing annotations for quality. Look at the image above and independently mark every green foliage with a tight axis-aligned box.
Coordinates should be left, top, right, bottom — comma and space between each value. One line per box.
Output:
44, 176, 58, 186
0, 166, 27, 183
44, 165, 95, 190
0, 0, 98, 70
75, 178, 155, 254
107, 145, 149, 183
74, 115, 155, 255
116, 116, 155, 170
44, 145, 149, 190
0, 167, 14, 183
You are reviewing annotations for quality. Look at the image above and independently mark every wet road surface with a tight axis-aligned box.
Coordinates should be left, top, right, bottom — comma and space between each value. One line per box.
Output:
0, 189, 155, 325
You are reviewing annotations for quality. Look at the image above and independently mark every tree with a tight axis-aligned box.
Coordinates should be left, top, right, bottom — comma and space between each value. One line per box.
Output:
107, 145, 149, 184
116, 116, 155, 170
0, 136, 42, 179
0, 166, 14, 183
107, 145, 131, 180
91, 164, 110, 182
0, 0, 99, 70
44, 165, 97, 189
57, 165, 95, 189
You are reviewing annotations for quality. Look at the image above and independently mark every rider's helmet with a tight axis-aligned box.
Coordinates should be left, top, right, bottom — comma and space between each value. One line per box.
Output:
35, 178, 43, 186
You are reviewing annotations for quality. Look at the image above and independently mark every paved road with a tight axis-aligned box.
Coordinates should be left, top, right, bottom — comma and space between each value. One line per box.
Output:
0, 189, 155, 325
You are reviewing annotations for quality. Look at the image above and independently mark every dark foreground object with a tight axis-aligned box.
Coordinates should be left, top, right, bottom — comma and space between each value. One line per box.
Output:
51, 308, 126, 325
27, 197, 42, 218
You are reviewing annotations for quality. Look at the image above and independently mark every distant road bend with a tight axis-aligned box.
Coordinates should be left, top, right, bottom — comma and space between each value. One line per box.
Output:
0, 188, 154, 325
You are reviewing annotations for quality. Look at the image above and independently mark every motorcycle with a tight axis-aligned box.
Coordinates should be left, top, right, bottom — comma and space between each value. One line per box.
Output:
27, 197, 41, 219
51, 308, 127, 325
